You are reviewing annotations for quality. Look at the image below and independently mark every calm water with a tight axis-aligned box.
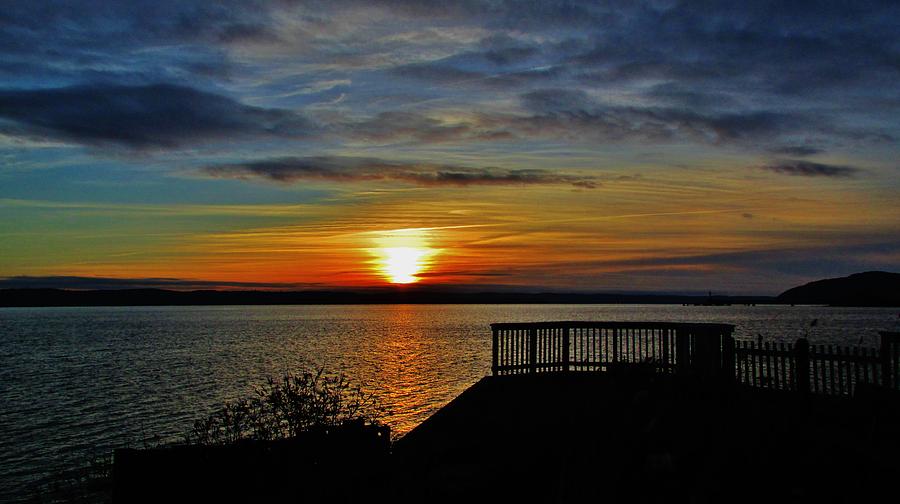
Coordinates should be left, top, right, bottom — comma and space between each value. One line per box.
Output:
1, 304, 898, 500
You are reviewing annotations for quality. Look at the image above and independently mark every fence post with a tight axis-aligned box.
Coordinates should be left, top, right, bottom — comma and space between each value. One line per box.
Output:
675, 328, 689, 374
661, 328, 671, 371
721, 328, 736, 383
529, 327, 538, 374
881, 332, 900, 389
491, 326, 498, 376
703, 327, 719, 379
794, 338, 810, 394
562, 326, 570, 372
612, 328, 619, 365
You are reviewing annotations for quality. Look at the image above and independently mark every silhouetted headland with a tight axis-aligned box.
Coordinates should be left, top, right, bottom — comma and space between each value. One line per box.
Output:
777, 271, 900, 306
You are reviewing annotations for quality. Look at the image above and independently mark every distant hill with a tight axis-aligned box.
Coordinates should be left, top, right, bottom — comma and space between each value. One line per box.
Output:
777, 271, 900, 306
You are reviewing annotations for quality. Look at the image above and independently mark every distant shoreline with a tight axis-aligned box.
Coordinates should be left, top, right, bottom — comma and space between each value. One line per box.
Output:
0, 288, 780, 307
3, 271, 898, 307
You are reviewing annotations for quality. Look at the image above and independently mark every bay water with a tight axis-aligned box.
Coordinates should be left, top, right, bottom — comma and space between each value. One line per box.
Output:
1, 304, 898, 500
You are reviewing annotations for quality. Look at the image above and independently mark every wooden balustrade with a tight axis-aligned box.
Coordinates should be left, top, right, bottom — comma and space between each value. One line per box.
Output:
491, 321, 734, 378
491, 323, 900, 397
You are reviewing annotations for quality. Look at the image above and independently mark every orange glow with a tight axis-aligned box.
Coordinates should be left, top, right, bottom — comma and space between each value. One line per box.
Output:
23, 173, 897, 293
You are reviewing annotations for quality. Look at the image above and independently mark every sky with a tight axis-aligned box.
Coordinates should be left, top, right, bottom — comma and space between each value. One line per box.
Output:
1, 0, 898, 294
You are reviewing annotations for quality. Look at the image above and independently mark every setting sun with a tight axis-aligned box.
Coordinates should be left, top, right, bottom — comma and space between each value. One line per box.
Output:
370, 229, 438, 284
381, 247, 428, 284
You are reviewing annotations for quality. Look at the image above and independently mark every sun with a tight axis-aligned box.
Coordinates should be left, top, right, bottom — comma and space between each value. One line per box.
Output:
369, 229, 438, 284
381, 247, 429, 284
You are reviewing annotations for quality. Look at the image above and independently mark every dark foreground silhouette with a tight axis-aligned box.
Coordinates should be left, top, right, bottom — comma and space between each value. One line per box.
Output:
395, 373, 900, 504
36, 322, 900, 503
114, 422, 390, 503
111, 373, 900, 504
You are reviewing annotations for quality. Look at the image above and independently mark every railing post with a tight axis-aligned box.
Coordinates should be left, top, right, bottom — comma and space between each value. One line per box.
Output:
562, 325, 570, 372
881, 332, 900, 389
661, 328, 670, 371
702, 327, 716, 378
612, 328, 619, 365
529, 327, 538, 374
689, 326, 720, 380
721, 328, 735, 383
794, 338, 810, 394
675, 328, 689, 374
491, 326, 499, 376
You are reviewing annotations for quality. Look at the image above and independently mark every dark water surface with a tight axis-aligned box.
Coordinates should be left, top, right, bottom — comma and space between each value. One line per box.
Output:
1, 304, 898, 500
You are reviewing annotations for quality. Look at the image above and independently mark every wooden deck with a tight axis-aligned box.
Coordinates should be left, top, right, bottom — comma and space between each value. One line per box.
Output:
392, 322, 900, 502
393, 372, 900, 503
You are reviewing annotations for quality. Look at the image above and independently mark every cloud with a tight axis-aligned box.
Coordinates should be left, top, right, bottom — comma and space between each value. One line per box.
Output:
333, 88, 794, 148
768, 146, 823, 157
0, 0, 895, 168
370, 1, 898, 150
0, 83, 313, 148
389, 63, 482, 84
520, 88, 595, 114
0, 276, 311, 290
759, 160, 860, 178
479, 37, 539, 66
0, 1, 277, 86
0, 81, 791, 154
387, 60, 561, 91
568, 2, 900, 95
507, 89, 793, 145
516, 239, 900, 283
348, 0, 610, 28
417, 270, 512, 278
0, 1, 277, 49
341, 111, 508, 144
3, 1, 896, 155
645, 82, 738, 109
200, 156, 598, 188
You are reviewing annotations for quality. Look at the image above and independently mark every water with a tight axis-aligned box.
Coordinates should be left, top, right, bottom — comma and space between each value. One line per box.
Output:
1, 304, 898, 500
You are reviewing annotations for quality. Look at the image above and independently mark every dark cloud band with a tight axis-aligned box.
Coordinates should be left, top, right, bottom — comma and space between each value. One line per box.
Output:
201, 156, 598, 188
759, 160, 860, 178
0, 84, 312, 148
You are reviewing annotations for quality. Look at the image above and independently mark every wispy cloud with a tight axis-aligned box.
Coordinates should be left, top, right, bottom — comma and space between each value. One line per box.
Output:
200, 156, 598, 188
768, 146, 824, 157
0, 276, 313, 290
512, 88, 794, 145
759, 160, 860, 178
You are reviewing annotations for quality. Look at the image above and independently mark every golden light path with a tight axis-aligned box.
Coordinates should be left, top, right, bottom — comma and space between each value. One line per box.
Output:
371, 229, 437, 284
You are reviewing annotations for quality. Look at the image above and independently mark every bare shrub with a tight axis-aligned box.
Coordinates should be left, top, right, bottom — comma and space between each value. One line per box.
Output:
187, 369, 385, 445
